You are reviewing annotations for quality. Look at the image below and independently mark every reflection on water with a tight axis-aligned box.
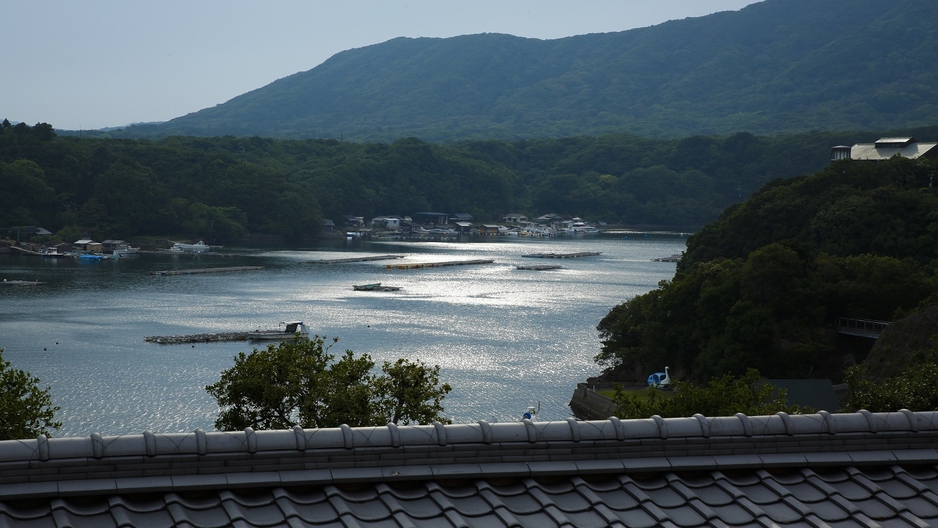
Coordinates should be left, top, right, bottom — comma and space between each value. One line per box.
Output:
0, 234, 684, 436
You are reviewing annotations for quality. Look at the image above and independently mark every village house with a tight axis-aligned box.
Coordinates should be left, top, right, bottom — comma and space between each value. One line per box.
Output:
503, 213, 528, 224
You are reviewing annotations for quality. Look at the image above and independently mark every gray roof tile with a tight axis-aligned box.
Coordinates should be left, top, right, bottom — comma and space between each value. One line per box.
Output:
276, 496, 338, 525
110, 502, 175, 528
707, 502, 756, 525
221, 495, 285, 527
7, 413, 938, 526
166, 499, 231, 528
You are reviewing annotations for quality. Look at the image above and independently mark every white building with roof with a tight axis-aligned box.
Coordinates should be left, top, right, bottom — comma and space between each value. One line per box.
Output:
831, 137, 938, 162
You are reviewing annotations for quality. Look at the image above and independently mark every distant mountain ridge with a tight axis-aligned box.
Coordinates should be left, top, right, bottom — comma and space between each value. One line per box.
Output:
113, 0, 938, 142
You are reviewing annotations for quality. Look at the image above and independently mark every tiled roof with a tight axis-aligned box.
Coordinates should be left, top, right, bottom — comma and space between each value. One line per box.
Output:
2, 411, 938, 527
850, 139, 938, 160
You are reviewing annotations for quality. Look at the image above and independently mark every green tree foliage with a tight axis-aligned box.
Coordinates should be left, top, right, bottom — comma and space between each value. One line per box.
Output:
205, 337, 451, 431
597, 158, 938, 383
842, 362, 938, 413
375, 358, 451, 425
3, 120, 865, 237
0, 349, 61, 440
612, 369, 807, 419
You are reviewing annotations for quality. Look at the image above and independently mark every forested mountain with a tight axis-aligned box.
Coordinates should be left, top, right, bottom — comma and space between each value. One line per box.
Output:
595, 156, 938, 385
100, 0, 938, 143
10, 120, 927, 240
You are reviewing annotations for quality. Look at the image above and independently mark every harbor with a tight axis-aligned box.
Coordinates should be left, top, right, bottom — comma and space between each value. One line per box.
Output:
0, 235, 686, 435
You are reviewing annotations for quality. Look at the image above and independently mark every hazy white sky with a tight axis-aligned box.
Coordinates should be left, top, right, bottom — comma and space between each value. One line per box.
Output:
2, 1, 758, 130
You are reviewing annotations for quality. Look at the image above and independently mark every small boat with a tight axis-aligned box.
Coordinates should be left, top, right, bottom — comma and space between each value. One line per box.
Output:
40, 248, 69, 258
246, 321, 310, 341
112, 243, 140, 258
170, 241, 211, 253
79, 253, 111, 261
521, 402, 540, 421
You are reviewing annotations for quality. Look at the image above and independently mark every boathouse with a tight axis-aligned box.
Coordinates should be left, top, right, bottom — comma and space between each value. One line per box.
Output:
3, 412, 938, 525
414, 212, 450, 226
73, 239, 103, 253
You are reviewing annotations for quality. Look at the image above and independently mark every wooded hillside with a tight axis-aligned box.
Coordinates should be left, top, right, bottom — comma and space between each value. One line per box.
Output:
99, 0, 938, 143
595, 156, 938, 384
6, 120, 915, 240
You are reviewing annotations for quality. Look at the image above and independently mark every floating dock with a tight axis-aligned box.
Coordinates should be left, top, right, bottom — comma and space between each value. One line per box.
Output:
353, 283, 402, 291
653, 253, 683, 262
144, 330, 304, 344
1, 279, 44, 286
308, 255, 404, 264
150, 266, 263, 276
386, 259, 495, 270
516, 264, 563, 271
144, 332, 252, 344
521, 252, 601, 259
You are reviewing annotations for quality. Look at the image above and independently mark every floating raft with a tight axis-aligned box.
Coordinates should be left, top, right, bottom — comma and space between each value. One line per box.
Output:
150, 266, 263, 276
353, 283, 401, 291
521, 252, 601, 259
516, 264, 563, 271
386, 259, 495, 270
308, 255, 404, 264
144, 332, 252, 344
1, 279, 44, 286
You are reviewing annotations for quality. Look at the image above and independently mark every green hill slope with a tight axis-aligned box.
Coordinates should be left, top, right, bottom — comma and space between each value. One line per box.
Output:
595, 156, 938, 384
111, 0, 938, 142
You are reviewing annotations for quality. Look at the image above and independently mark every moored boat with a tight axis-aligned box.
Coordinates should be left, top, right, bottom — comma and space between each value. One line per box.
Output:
170, 241, 211, 253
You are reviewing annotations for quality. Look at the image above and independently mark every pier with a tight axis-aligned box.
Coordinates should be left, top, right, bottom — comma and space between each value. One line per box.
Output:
521, 252, 601, 259
386, 259, 495, 269
307, 255, 405, 264
150, 266, 263, 276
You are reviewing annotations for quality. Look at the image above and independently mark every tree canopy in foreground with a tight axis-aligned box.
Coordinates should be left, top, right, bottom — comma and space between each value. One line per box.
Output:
205, 336, 451, 430
0, 348, 61, 440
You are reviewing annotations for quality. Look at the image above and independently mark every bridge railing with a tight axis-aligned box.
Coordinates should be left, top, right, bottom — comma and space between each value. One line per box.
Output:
835, 317, 890, 338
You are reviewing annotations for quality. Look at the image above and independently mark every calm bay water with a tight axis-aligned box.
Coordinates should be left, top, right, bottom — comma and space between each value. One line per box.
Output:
0, 234, 684, 436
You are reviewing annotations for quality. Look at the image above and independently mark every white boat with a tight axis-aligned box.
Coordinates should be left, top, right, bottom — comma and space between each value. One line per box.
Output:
247, 321, 310, 341
521, 402, 540, 421
170, 241, 211, 253
562, 218, 600, 235
112, 243, 139, 257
